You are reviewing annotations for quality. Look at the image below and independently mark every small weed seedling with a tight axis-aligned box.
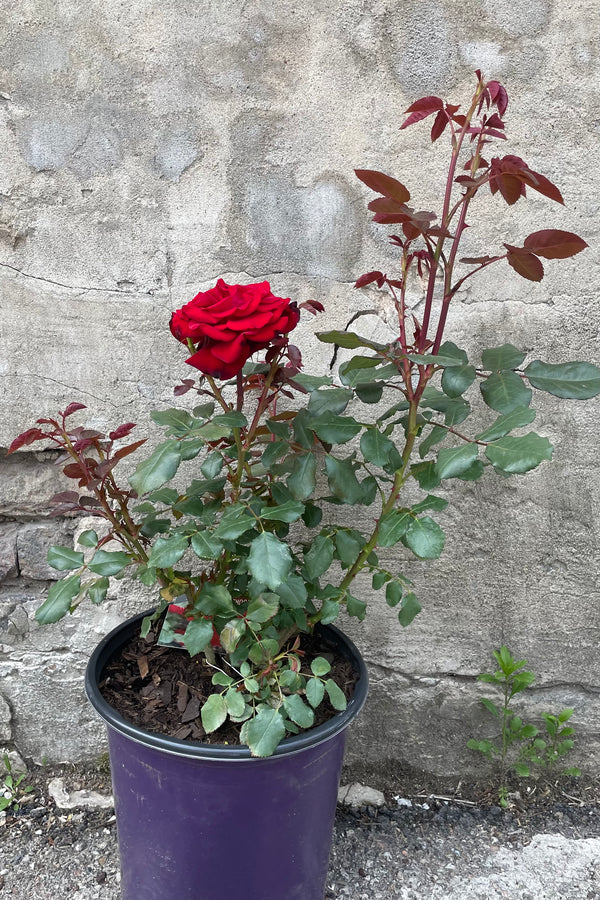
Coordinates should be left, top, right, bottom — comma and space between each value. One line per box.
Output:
0, 755, 34, 813
468, 647, 580, 805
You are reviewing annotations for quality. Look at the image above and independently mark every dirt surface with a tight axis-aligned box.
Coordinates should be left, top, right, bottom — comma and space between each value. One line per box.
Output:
99, 620, 357, 744
1, 766, 599, 899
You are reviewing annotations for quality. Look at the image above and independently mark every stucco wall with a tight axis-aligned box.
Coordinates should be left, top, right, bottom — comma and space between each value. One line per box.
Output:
1, 0, 599, 777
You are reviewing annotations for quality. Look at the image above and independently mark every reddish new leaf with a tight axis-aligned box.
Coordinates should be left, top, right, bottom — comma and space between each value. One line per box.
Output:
51, 490, 80, 504
430, 109, 448, 143
490, 170, 526, 205
7, 428, 45, 453
355, 169, 411, 203
400, 96, 444, 130
109, 422, 137, 441
62, 402, 87, 418
486, 113, 505, 130
113, 439, 147, 462
460, 255, 497, 265
355, 271, 385, 289
493, 156, 564, 205
368, 197, 411, 215
505, 246, 544, 282
487, 81, 509, 116
174, 379, 195, 396
298, 299, 325, 314
523, 229, 588, 260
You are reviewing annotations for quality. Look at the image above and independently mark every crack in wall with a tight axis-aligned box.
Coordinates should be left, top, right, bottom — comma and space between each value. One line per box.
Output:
0, 261, 153, 296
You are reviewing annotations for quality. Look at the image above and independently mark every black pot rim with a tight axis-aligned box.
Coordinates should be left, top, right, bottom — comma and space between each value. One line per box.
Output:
85, 610, 369, 761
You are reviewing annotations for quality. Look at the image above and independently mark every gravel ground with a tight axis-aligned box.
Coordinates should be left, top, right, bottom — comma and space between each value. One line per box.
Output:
1, 768, 599, 899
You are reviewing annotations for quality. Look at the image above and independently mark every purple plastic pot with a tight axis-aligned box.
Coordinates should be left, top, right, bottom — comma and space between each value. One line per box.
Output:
85, 611, 368, 900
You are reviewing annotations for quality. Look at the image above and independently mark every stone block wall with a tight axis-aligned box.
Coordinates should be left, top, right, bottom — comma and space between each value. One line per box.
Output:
1, 0, 599, 777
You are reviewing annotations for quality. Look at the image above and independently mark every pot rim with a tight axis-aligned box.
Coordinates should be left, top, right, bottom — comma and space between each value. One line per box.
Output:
85, 610, 369, 761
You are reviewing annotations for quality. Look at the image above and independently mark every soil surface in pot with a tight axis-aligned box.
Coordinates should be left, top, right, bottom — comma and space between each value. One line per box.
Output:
99, 620, 358, 745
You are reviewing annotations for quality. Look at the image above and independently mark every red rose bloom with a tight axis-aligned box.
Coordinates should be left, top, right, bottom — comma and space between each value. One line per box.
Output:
170, 279, 300, 379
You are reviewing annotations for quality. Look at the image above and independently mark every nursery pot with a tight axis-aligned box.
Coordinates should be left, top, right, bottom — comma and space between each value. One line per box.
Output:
85, 611, 368, 900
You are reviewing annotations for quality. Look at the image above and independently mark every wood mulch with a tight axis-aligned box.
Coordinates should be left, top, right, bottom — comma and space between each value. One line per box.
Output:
99, 621, 358, 745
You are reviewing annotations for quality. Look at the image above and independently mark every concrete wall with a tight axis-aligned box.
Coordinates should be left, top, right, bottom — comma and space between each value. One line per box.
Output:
1, 0, 599, 777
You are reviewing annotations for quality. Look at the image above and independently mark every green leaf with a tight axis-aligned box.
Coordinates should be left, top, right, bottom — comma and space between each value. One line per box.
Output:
421, 387, 470, 425
311, 656, 332, 676
88, 550, 131, 576
306, 678, 326, 708
411, 461, 441, 490
266, 418, 290, 439
275, 575, 308, 609
201, 451, 224, 479
245, 595, 279, 623
287, 453, 317, 501
438, 341, 469, 365
245, 707, 286, 757
309, 413, 362, 445
283, 694, 315, 729
480, 697, 499, 717
147, 534, 189, 568
319, 598, 340, 624
338, 355, 381, 383
435, 444, 479, 479
378, 510, 411, 547
303, 534, 334, 580
150, 408, 195, 435
261, 440, 288, 468
485, 432, 553, 474
347, 592, 367, 620
441, 364, 477, 398
480, 371, 532, 413
193, 402, 216, 419
398, 592, 421, 626
196, 583, 235, 616
524, 360, 600, 399
404, 517, 445, 559
248, 533, 292, 590
182, 618, 215, 656
291, 373, 333, 391
36, 575, 81, 624
419, 424, 446, 459
386, 581, 402, 607
225, 688, 246, 718
47, 545, 84, 571
372, 571, 389, 590
129, 441, 182, 495
191, 531, 224, 560
220, 618, 247, 654
360, 428, 396, 466
356, 381, 384, 403
88, 577, 109, 605
260, 501, 305, 523
405, 351, 469, 367
341, 362, 400, 387
334, 530, 364, 568
212, 411, 248, 428
201, 694, 227, 734
411, 495, 448, 514
325, 679, 347, 711
475, 407, 536, 441
308, 387, 353, 417
77, 530, 98, 548
325, 456, 371, 504
316, 330, 385, 351
481, 344, 526, 371
458, 460, 485, 481
215, 506, 255, 539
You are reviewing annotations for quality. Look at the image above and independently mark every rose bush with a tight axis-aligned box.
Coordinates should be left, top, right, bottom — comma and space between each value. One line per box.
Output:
169, 278, 300, 379
11, 72, 600, 757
